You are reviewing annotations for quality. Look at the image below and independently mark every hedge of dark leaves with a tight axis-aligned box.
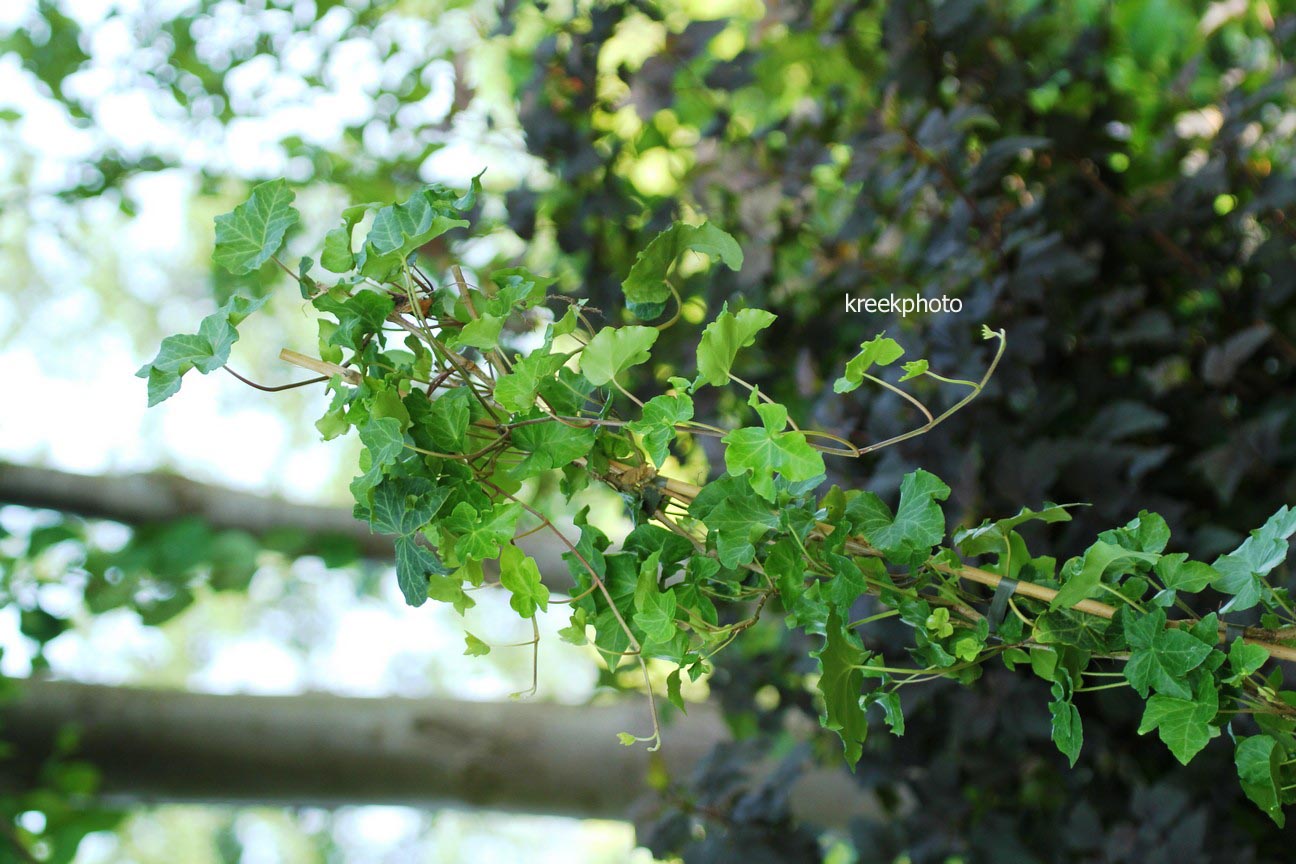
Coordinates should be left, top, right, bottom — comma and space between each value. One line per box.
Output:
496, 2, 1296, 860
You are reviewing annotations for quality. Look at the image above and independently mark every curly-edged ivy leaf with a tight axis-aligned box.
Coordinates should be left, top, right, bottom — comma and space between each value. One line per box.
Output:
452, 314, 504, 352
722, 402, 825, 501
1099, 510, 1172, 554
688, 474, 779, 568
815, 608, 869, 766
454, 170, 484, 210
954, 503, 1076, 557
863, 689, 905, 735
695, 306, 777, 388
847, 469, 949, 566
212, 178, 300, 275
445, 501, 524, 562
494, 351, 568, 415
627, 391, 694, 467
833, 334, 904, 394
1212, 506, 1296, 613
393, 534, 451, 607
1123, 607, 1215, 699
364, 185, 468, 259
1051, 540, 1159, 610
136, 293, 269, 406
580, 325, 658, 386
1235, 735, 1286, 827
370, 476, 452, 536
1049, 692, 1083, 767
621, 222, 743, 320
1137, 675, 1220, 765
558, 607, 590, 646
463, 632, 491, 656
313, 290, 395, 350
319, 201, 381, 274
499, 544, 549, 618
509, 419, 596, 479
899, 359, 928, 382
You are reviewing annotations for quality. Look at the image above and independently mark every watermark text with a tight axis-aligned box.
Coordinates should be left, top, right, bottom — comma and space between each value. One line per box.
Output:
845, 294, 962, 316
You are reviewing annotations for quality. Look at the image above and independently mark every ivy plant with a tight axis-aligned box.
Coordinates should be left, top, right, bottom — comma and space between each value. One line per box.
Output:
143, 180, 1296, 825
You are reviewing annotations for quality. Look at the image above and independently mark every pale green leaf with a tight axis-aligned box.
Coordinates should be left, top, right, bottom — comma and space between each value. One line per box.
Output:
212, 179, 299, 275
695, 306, 777, 388
580, 326, 658, 386
621, 222, 743, 320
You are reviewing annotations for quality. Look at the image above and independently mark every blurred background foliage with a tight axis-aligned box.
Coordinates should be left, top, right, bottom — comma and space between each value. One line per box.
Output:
3, 0, 1296, 861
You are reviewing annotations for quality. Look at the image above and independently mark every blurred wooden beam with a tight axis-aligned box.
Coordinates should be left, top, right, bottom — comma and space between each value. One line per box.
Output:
0, 679, 876, 826
0, 462, 571, 584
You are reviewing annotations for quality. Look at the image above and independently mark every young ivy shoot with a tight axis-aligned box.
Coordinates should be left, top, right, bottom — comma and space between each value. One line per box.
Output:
141, 178, 1296, 826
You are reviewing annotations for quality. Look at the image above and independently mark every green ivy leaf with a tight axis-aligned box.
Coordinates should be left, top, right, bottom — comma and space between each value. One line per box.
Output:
695, 306, 777, 388
422, 387, 471, 452
954, 503, 1076, 556
627, 391, 694, 467
1226, 637, 1269, 686
314, 290, 396, 350
499, 544, 549, 618
1154, 552, 1216, 597
359, 417, 405, 467
1049, 694, 1083, 767
1123, 607, 1214, 699
621, 222, 743, 320
899, 359, 928, 382
509, 419, 596, 479
1235, 735, 1285, 826
847, 469, 949, 566
136, 293, 269, 406
833, 334, 904, 393
494, 351, 568, 415
452, 315, 504, 351
558, 608, 590, 646
925, 607, 954, 638
393, 534, 451, 607
212, 179, 300, 275
445, 501, 523, 562
1212, 506, 1296, 612
815, 608, 869, 766
1137, 675, 1220, 765
364, 185, 468, 259
370, 476, 452, 536
635, 587, 678, 646
688, 474, 778, 568
722, 403, 826, 501
864, 689, 905, 735
463, 632, 491, 656
320, 201, 379, 274
321, 226, 355, 274
353, 417, 406, 496
580, 325, 658, 386
1051, 540, 1159, 610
